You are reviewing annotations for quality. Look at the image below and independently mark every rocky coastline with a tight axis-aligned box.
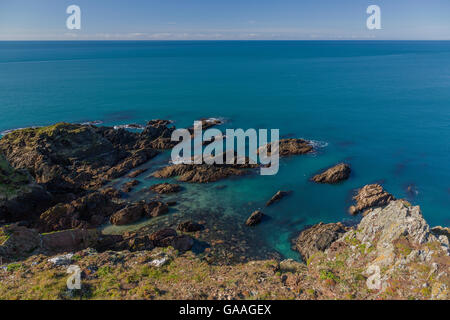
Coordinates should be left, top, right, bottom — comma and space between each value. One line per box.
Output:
0, 120, 448, 300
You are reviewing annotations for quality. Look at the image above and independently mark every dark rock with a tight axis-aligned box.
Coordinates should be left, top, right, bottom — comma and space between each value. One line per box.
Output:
128, 168, 147, 178
149, 228, 178, 246
349, 184, 395, 215
144, 201, 169, 217
39, 189, 122, 232
41, 229, 100, 252
171, 235, 194, 251
245, 210, 265, 226
292, 222, 350, 261
121, 180, 140, 193
266, 190, 292, 207
311, 163, 351, 184
110, 203, 145, 225
150, 183, 182, 194
177, 220, 204, 232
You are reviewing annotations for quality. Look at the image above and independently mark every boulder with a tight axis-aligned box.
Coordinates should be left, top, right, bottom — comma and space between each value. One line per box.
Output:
266, 190, 292, 206
110, 203, 145, 225
245, 210, 265, 226
144, 201, 169, 217
349, 184, 395, 215
311, 163, 351, 184
292, 222, 349, 261
149, 228, 178, 246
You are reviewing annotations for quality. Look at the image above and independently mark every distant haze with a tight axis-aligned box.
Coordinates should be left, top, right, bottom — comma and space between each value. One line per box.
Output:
0, 0, 449, 40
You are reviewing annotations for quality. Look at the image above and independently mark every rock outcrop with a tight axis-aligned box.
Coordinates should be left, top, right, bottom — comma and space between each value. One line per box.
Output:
0, 121, 176, 196
311, 163, 351, 184
266, 190, 292, 207
258, 138, 313, 157
349, 184, 395, 215
110, 203, 146, 226
0, 155, 53, 223
39, 188, 123, 232
152, 162, 257, 183
292, 222, 350, 261
245, 210, 265, 226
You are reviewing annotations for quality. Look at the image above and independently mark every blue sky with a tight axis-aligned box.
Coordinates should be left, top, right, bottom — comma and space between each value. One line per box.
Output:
0, 0, 449, 40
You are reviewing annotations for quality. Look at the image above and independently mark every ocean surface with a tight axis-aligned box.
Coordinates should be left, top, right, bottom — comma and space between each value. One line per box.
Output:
0, 41, 449, 260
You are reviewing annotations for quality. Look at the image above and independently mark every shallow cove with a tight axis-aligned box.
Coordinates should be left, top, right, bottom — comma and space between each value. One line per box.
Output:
0, 41, 449, 260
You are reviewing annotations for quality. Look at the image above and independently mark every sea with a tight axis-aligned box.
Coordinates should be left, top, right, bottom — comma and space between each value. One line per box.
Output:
0, 41, 449, 260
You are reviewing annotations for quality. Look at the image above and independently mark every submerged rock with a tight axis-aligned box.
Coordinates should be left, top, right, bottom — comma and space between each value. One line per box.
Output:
150, 183, 182, 194
177, 220, 204, 232
245, 210, 265, 226
121, 180, 140, 193
266, 190, 292, 207
292, 222, 350, 261
127, 168, 147, 178
311, 163, 351, 184
349, 184, 395, 215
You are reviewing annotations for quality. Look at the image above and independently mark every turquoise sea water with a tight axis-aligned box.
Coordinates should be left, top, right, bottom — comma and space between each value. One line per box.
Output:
0, 41, 449, 259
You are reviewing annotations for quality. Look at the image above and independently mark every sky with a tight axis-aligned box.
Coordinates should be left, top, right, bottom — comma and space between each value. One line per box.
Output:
0, 0, 449, 40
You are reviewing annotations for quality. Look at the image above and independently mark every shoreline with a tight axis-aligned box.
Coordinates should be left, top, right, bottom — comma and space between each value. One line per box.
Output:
0, 120, 449, 299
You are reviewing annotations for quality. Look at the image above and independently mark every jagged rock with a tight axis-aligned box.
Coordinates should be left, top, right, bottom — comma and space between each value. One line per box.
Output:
139, 119, 176, 149
0, 122, 170, 196
245, 210, 265, 226
39, 189, 123, 232
292, 222, 350, 261
152, 159, 257, 183
266, 190, 291, 206
349, 184, 395, 215
177, 221, 204, 232
258, 138, 313, 157
348, 200, 443, 267
311, 163, 351, 184
110, 203, 145, 225
0, 154, 53, 222
144, 201, 169, 217
431, 226, 450, 242
150, 183, 182, 194
121, 180, 139, 193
